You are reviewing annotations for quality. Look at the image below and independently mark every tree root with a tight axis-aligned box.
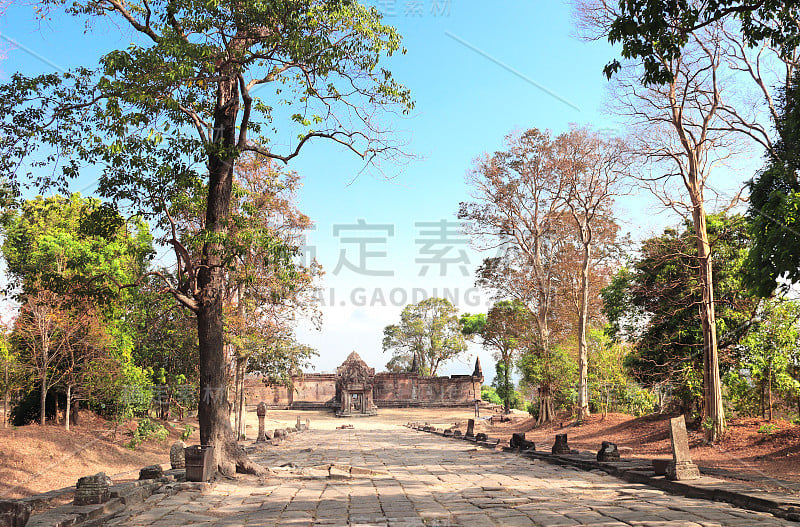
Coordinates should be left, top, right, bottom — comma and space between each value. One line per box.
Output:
216, 438, 268, 477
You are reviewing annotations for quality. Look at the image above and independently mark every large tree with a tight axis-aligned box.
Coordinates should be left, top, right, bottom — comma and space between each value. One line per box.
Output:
460, 129, 570, 424
602, 213, 758, 413
0, 0, 411, 474
557, 127, 628, 420
383, 298, 467, 377
461, 300, 527, 414
460, 128, 624, 424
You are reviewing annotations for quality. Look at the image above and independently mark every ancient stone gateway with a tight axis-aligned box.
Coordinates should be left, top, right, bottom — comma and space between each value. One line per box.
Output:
244, 353, 484, 414
335, 352, 378, 417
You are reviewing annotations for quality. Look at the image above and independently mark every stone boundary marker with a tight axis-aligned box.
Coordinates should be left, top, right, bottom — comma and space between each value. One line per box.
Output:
666, 415, 701, 481
409, 422, 800, 523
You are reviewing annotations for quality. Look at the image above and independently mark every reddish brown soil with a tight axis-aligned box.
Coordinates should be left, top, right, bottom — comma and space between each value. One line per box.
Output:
0, 411, 200, 499
473, 411, 800, 485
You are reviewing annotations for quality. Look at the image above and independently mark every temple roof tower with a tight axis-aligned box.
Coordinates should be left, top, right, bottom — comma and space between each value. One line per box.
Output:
472, 356, 483, 379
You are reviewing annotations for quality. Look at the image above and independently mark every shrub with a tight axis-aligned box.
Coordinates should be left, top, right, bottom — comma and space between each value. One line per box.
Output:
128, 417, 169, 449
526, 401, 539, 419
757, 423, 780, 435
180, 424, 194, 441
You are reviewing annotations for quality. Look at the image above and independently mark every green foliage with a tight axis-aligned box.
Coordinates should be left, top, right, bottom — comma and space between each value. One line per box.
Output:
517, 341, 577, 412
480, 385, 502, 405
587, 328, 656, 416
525, 401, 539, 419
757, 423, 781, 435
746, 67, 800, 297
247, 338, 317, 386
602, 213, 757, 410
459, 313, 486, 338
724, 370, 761, 417
602, 1, 800, 84
0, 1, 413, 215
1, 194, 152, 300
127, 417, 169, 449
383, 298, 467, 376
128, 276, 199, 388
726, 298, 800, 418
491, 361, 524, 410
180, 424, 194, 441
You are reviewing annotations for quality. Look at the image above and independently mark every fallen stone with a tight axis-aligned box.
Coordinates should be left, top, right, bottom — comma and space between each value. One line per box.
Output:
138, 464, 164, 480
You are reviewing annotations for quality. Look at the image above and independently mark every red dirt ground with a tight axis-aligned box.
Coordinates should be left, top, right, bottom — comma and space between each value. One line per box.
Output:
473, 411, 800, 485
0, 410, 200, 499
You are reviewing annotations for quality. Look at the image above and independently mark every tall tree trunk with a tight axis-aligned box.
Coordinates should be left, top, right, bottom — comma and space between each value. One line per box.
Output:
503, 357, 510, 414
71, 398, 79, 426
577, 241, 591, 421
3, 360, 8, 428
196, 75, 263, 476
768, 367, 773, 421
691, 199, 726, 441
237, 357, 246, 440
537, 385, 555, 426
65, 384, 71, 431
40, 371, 47, 426
233, 356, 240, 438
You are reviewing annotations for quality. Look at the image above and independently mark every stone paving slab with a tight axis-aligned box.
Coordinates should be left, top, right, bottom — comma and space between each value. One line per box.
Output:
103, 427, 798, 526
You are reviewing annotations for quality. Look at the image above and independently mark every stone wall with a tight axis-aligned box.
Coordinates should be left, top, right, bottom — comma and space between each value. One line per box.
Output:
244, 371, 479, 409
372, 373, 478, 407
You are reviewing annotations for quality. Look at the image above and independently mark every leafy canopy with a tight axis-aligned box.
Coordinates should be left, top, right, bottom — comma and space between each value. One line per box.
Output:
383, 298, 467, 377
603, 1, 800, 84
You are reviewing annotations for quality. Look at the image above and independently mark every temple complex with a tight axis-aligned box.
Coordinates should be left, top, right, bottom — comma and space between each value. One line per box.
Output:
244, 352, 483, 415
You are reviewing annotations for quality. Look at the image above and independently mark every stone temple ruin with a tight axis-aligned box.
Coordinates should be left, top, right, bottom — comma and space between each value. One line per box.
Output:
244, 352, 484, 416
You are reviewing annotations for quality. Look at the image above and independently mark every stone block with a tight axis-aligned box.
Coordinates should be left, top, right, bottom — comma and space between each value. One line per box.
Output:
666, 461, 701, 481
596, 441, 620, 462
475, 433, 488, 442
138, 464, 163, 480
665, 415, 700, 481
552, 434, 571, 454
668, 415, 692, 463
74, 473, 111, 506
170, 441, 186, 469
0, 500, 31, 527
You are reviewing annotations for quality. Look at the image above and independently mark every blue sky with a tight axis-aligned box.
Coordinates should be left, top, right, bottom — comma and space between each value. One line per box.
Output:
0, 2, 750, 377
